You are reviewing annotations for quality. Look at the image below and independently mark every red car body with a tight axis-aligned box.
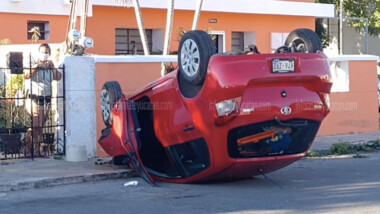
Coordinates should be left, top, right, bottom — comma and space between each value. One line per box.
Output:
99, 52, 332, 184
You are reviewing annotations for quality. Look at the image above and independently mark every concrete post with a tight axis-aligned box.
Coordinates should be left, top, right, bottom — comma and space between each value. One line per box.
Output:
64, 56, 96, 158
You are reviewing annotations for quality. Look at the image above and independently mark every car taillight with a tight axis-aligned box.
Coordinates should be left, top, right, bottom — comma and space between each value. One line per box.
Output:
214, 97, 242, 125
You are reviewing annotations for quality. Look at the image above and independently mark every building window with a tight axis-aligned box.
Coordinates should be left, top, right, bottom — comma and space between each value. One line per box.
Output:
115, 28, 153, 55
231, 32, 257, 52
231, 32, 244, 52
271, 32, 289, 52
27, 21, 50, 41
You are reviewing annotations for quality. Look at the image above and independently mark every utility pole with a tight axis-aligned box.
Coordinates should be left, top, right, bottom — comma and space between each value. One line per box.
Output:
339, 0, 343, 55
132, 0, 150, 55
192, 0, 203, 30
80, 0, 89, 37
161, 0, 175, 76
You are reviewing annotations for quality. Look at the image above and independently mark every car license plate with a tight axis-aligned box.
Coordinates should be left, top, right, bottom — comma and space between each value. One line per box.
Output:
272, 59, 295, 73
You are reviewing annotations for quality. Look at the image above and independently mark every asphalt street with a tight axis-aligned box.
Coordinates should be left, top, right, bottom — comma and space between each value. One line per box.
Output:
1, 153, 380, 214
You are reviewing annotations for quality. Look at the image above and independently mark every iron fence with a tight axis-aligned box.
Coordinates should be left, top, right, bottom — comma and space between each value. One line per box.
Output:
0, 53, 65, 159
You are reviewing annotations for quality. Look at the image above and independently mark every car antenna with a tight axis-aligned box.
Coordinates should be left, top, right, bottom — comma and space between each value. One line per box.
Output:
258, 168, 283, 189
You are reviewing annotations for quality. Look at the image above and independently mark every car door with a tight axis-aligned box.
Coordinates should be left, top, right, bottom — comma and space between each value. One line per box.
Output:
123, 100, 156, 186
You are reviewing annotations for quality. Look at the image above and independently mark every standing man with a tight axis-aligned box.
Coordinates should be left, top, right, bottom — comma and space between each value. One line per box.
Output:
24, 43, 62, 155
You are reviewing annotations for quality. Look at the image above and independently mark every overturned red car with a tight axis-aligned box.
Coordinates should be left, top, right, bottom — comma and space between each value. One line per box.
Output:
98, 29, 332, 185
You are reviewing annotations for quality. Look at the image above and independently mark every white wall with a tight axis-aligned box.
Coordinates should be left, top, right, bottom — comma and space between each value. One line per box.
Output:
270, 32, 289, 52
1, 0, 334, 17
244, 32, 256, 47
0, 0, 71, 15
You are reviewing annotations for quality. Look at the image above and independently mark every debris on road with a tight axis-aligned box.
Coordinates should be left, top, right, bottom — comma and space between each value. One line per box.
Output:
124, 181, 139, 187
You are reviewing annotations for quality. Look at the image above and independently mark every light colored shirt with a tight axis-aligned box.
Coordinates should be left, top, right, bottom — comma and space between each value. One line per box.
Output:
31, 68, 53, 97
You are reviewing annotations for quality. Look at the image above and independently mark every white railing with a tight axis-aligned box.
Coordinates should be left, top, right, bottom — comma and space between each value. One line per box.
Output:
328, 55, 379, 62
93, 55, 177, 63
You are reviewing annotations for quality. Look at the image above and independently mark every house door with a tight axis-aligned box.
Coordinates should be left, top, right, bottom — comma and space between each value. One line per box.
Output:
211, 31, 226, 54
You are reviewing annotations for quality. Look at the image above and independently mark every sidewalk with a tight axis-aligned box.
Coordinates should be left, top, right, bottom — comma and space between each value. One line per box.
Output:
1, 130, 379, 193
0, 157, 135, 192
311, 130, 380, 150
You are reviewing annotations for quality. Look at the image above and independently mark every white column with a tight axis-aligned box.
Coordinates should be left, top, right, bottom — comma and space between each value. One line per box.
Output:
64, 56, 96, 158
192, 0, 203, 30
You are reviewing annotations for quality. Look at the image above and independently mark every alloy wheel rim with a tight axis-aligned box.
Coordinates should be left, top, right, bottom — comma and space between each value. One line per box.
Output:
100, 89, 110, 121
180, 38, 200, 78
292, 39, 307, 53
296, 43, 307, 53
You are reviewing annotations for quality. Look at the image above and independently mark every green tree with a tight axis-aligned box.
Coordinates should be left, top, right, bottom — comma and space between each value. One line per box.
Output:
317, 0, 380, 36
344, 0, 380, 36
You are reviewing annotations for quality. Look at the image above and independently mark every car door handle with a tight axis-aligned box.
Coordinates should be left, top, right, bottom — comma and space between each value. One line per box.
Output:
183, 125, 194, 132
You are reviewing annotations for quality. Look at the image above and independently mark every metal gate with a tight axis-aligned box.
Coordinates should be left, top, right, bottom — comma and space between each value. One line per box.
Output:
0, 53, 66, 159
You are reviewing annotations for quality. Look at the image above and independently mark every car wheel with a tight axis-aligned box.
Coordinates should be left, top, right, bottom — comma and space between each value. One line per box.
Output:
285, 28, 322, 53
178, 30, 216, 86
100, 81, 122, 128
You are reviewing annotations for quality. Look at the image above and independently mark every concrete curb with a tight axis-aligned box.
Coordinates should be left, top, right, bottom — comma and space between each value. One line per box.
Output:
0, 169, 135, 193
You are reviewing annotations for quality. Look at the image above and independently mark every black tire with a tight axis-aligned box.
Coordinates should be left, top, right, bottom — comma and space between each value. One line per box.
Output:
100, 81, 122, 128
178, 30, 216, 86
285, 28, 322, 53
